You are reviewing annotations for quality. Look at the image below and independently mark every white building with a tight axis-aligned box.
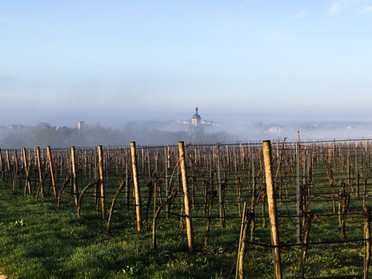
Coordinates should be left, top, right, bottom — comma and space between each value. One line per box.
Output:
191, 107, 201, 126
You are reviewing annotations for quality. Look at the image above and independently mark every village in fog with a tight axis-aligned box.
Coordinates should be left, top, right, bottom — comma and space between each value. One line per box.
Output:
1, 107, 371, 148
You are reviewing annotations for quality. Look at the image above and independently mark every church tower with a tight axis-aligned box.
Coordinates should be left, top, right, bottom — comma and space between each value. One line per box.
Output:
191, 107, 201, 126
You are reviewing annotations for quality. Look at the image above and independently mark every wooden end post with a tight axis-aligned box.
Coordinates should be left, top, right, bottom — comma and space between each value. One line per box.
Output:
35, 146, 44, 199
131, 141, 142, 233
47, 146, 58, 202
97, 145, 106, 221
178, 141, 194, 252
70, 146, 78, 207
263, 140, 283, 279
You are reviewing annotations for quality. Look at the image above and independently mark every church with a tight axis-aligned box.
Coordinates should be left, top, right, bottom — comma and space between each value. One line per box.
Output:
178, 107, 217, 128
188, 107, 216, 128
191, 107, 201, 126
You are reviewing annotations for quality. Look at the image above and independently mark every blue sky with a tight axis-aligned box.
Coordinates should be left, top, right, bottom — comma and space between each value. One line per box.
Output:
1, 0, 372, 127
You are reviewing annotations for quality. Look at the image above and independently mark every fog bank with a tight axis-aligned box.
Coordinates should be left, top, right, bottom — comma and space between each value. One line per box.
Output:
1, 115, 372, 149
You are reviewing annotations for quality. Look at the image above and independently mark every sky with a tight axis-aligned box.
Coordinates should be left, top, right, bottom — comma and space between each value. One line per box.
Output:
1, 0, 372, 128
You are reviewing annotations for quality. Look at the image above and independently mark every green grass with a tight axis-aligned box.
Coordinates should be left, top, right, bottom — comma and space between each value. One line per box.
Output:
0, 188, 238, 278
0, 181, 369, 278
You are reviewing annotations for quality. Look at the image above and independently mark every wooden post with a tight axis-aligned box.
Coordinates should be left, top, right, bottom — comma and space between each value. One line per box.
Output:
5, 149, 11, 187
47, 146, 58, 202
178, 141, 194, 252
250, 146, 256, 243
22, 147, 31, 195
296, 141, 302, 243
216, 144, 226, 228
97, 145, 106, 221
70, 146, 78, 207
35, 146, 44, 199
356, 155, 359, 199
164, 146, 170, 219
262, 140, 282, 279
363, 200, 371, 279
151, 152, 158, 215
125, 148, 130, 210
0, 149, 4, 184
12, 150, 19, 192
236, 202, 251, 279
347, 142, 351, 187
300, 211, 312, 279
131, 141, 142, 233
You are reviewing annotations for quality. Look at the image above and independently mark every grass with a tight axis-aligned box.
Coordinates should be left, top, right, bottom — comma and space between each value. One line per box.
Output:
0, 188, 239, 278
0, 180, 369, 278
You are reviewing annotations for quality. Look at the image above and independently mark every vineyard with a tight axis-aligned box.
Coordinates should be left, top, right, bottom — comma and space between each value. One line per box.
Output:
0, 139, 372, 278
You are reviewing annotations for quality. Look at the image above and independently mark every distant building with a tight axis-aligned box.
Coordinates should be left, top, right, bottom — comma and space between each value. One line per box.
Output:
178, 107, 217, 129
77, 121, 85, 130
191, 107, 201, 126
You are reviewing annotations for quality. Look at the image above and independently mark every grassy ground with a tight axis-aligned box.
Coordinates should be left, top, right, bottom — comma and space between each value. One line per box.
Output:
0, 188, 239, 279
0, 184, 369, 278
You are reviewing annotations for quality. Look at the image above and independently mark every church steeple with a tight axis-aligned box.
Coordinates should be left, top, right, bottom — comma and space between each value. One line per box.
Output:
192, 106, 201, 126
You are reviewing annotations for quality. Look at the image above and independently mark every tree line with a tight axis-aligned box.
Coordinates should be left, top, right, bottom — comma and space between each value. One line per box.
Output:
0, 122, 230, 148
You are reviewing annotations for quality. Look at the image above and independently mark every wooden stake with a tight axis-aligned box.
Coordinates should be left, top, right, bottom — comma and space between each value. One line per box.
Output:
125, 148, 130, 210
165, 146, 170, 219
47, 146, 58, 202
363, 199, 371, 279
22, 147, 31, 195
262, 140, 282, 279
296, 141, 302, 243
250, 146, 257, 243
216, 144, 226, 228
131, 141, 142, 233
300, 211, 312, 279
178, 141, 194, 252
236, 202, 251, 279
70, 146, 79, 207
0, 149, 4, 184
35, 146, 44, 199
5, 149, 11, 187
97, 145, 106, 221
12, 150, 19, 192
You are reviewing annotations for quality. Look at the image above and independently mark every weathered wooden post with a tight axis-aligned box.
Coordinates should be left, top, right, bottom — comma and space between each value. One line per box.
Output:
363, 197, 371, 279
356, 154, 360, 199
0, 148, 4, 184
70, 146, 79, 207
236, 202, 252, 279
178, 141, 194, 252
300, 210, 312, 279
5, 149, 11, 187
216, 144, 226, 228
262, 140, 282, 279
131, 141, 142, 233
97, 145, 106, 221
296, 141, 302, 243
46, 146, 58, 202
35, 146, 44, 199
22, 147, 31, 195
250, 145, 256, 242
164, 146, 170, 219
125, 148, 130, 210
12, 149, 19, 192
